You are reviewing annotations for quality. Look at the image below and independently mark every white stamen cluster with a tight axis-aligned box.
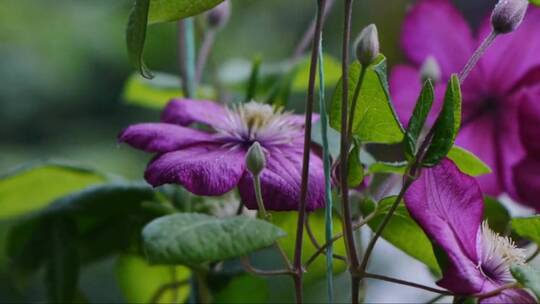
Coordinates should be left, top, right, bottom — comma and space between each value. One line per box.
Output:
478, 221, 526, 283
216, 101, 303, 147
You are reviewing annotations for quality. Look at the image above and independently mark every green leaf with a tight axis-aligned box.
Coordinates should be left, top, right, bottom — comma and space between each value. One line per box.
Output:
116, 254, 191, 303
404, 80, 434, 159
148, 0, 225, 24
329, 56, 404, 144
246, 55, 262, 102
272, 210, 347, 284
126, 0, 153, 79
423, 74, 462, 166
348, 143, 364, 188
361, 197, 441, 274
214, 275, 269, 303
448, 145, 492, 177
142, 213, 286, 265
484, 197, 510, 235
45, 218, 79, 303
291, 54, 342, 92
311, 120, 341, 160
511, 264, 540, 299
0, 160, 105, 220
123, 72, 215, 109
367, 161, 408, 175
512, 216, 540, 245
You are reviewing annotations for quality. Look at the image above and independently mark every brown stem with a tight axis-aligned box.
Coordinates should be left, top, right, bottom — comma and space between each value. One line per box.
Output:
363, 272, 454, 295
526, 246, 540, 263
305, 215, 347, 263
293, 1, 327, 302
292, 0, 336, 60
195, 30, 216, 84
474, 282, 518, 300
240, 256, 293, 277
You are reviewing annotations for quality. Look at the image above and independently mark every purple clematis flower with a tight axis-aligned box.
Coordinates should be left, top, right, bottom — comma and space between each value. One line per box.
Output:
390, 0, 540, 202
119, 99, 325, 211
514, 95, 540, 209
405, 159, 535, 303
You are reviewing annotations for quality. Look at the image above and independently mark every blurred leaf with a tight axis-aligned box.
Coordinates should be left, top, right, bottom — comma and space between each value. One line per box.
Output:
126, 0, 153, 79
123, 72, 215, 109
214, 274, 268, 303
422, 74, 462, 166
404, 80, 434, 159
361, 197, 441, 275
291, 54, 341, 92
0, 160, 105, 220
511, 216, 540, 245
311, 120, 341, 160
511, 264, 540, 299
45, 218, 79, 303
484, 197, 510, 235
148, 0, 225, 24
367, 161, 407, 175
272, 210, 347, 284
348, 143, 364, 188
116, 254, 191, 303
448, 146, 492, 177
531, 0, 540, 7
330, 56, 404, 144
142, 213, 286, 265
245, 56, 262, 102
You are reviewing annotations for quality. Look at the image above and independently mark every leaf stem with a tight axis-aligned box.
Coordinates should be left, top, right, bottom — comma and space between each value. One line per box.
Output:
292, 0, 336, 60
253, 174, 269, 220
240, 256, 293, 277
363, 272, 454, 295
294, 1, 327, 302
526, 246, 540, 263
458, 31, 497, 84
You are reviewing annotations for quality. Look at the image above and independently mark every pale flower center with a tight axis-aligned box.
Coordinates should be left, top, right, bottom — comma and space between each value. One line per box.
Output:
477, 221, 526, 283
215, 101, 303, 147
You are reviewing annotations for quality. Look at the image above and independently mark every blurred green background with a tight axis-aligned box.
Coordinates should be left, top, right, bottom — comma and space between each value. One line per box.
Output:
0, 0, 496, 302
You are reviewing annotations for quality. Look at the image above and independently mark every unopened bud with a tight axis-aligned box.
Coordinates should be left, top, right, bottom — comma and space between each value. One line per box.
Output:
246, 142, 266, 176
207, 1, 231, 29
420, 56, 441, 84
355, 24, 380, 66
491, 0, 528, 34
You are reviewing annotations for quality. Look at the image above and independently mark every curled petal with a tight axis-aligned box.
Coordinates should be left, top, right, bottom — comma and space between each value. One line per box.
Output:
119, 123, 214, 153
145, 144, 246, 195
161, 99, 228, 129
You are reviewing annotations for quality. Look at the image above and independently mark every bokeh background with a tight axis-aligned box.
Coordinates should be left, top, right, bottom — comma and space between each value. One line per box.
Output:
0, 0, 499, 302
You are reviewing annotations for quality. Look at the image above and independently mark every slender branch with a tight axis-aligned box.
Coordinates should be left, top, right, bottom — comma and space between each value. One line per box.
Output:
474, 282, 518, 300
240, 256, 293, 277
305, 215, 347, 263
363, 272, 454, 295
195, 29, 216, 84
526, 246, 540, 263
294, 1, 327, 302
150, 280, 189, 304
458, 31, 497, 84
425, 294, 446, 304
292, 0, 336, 60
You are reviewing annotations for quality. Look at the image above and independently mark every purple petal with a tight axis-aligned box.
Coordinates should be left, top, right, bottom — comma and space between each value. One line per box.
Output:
479, 286, 536, 304
119, 123, 214, 153
404, 159, 484, 293
145, 144, 246, 195
518, 91, 540, 156
479, 7, 540, 96
238, 149, 325, 211
513, 157, 540, 212
401, 0, 475, 76
161, 99, 228, 129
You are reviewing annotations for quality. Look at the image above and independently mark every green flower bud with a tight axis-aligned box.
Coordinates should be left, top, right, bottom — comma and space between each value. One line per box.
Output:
246, 142, 266, 176
491, 0, 528, 34
420, 56, 441, 84
355, 24, 380, 66
207, 1, 231, 30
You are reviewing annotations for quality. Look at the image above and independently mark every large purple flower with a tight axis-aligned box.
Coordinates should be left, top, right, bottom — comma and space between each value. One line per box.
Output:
405, 159, 535, 303
390, 0, 540, 201
119, 99, 325, 211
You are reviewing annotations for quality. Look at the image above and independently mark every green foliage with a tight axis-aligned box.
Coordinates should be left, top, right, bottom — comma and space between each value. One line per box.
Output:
511, 216, 540, 245
422, 74, 462, 166
531, 0, 540, 6
367, 161, 407, 175
291, 54, 342, 92
511, 264, 540, 299
246, 56, 262, 102
404, 80, 434, 159
448, 145, 492, 177
214, 275, 269, 303
147, 0, 225, 24
0, 161, 105, 220
361, 197, 441, 275
348, 143, 364, 187
483, 197, 510, 235
272, 210, 347, 283
123, 72, 215, 109
330, 56, 404, 144
142, 213, 286, 265
311, 120, 341, 160
116, 254, 191, 303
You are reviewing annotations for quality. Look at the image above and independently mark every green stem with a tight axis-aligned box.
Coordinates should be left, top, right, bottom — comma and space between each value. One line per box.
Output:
253, 174, 269, 220
178, 18, 196, 98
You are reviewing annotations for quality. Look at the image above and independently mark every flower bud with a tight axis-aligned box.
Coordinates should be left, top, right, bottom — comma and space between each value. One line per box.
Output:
246, 142, 266, 176
491, 0, 528, 34
420, 56, 441, 84
207, 1, 231, 30
355, 24, 380, 66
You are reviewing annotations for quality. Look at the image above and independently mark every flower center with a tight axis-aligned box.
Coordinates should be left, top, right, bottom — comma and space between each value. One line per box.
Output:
477, 221, 526, 283
215, 101, 303, 147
